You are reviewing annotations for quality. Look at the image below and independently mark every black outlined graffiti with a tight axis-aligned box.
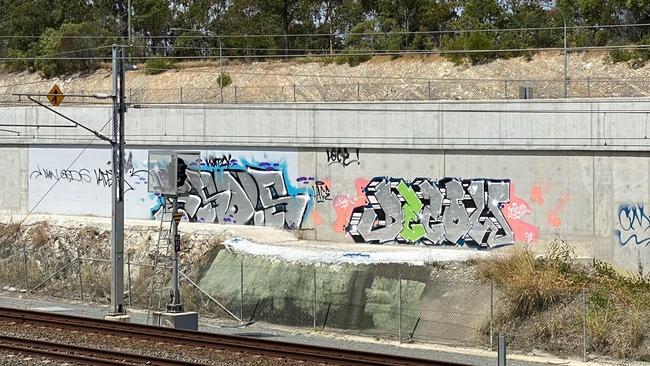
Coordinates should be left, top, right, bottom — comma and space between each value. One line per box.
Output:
314, 181, 332, 203
326, 148, 360, 167
155, 167, 310, 229
347, 177, 513, 248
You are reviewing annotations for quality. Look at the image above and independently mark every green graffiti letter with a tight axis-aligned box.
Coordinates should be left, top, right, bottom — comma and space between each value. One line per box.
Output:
396, 181, 426, 242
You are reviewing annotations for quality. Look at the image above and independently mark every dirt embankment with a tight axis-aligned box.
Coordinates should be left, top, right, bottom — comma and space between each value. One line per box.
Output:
1, 52, 648, 103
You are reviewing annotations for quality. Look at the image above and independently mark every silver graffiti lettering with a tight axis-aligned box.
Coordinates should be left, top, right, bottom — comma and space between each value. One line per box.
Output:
157, 167, 309, 229
348, 179, 403, 244
347, 177, 514, 248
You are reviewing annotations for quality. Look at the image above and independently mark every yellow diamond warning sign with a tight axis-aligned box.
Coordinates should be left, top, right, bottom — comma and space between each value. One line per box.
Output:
47, 85, 65, 106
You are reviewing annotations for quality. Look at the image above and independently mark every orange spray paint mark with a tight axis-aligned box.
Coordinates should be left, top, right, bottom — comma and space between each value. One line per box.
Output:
311, 209, 323, 226
530, 185, 544, 205
547, 192, 571, 228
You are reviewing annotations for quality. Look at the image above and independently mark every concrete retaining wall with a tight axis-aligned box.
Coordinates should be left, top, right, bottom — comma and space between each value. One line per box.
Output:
1, 100, 649, 271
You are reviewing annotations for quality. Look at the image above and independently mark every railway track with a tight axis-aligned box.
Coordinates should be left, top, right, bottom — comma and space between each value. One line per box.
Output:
0, 333, 203, 365
0, 306, 467, 366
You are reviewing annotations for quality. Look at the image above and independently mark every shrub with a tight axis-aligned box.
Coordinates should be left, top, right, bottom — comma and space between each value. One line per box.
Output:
335, 48, 372, 67
144, 57, 176, 75
442, 32, 498, 65
217, 72, 232, 87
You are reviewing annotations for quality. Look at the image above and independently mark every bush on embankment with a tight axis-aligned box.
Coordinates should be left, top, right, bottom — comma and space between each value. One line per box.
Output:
478, 238, 650, 360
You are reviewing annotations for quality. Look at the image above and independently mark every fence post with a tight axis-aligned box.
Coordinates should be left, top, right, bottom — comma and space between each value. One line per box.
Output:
583, 288, 588, 362
129, 88, 132, 104
357, 82, 360, 101
234, 85, 238, 103
240, 261, 244, 321
293, 83, 296, 102
398, 273, 402, 343
428, 80, 431, 100
313, 267, 317, 331
490, 280, 494, 350
81, 90, 85, 105
127, 253, 132, 307
498, 334, 507, 366
503, 80, 508, 99
587, 77, 591, 97
180, 86, 183, 104
22, 246, 28, 291
77, 247, 83, 301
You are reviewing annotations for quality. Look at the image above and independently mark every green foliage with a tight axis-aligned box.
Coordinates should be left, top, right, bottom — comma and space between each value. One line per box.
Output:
35, 22, 110, 78
217, 72, 232, 87
144, 57, 176, 75
443, 32, 498, 65
335, 48, 372, 67
3, 0, 650, 74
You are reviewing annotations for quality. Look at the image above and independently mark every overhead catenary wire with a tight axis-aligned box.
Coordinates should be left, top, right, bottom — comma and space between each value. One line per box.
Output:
3, 42, 650, 62
0, 21, 650, 40
15, 116, 112, 227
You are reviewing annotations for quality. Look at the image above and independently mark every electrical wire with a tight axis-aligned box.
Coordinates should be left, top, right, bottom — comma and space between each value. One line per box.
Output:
16, 116, 112, 227
1, 21, 650, 40
3, 42, 650, 61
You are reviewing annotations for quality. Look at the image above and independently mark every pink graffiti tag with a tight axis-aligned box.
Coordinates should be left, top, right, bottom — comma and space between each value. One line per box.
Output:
332, 178, 369, 233
502, 183, 540, 243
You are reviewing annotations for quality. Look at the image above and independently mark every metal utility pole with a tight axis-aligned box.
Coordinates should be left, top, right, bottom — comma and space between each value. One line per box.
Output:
564, 19, 569, 98
109, 44, 126, 316
219, 37, 224, 103
127, 0, 132, 46
167, 197, 183, 312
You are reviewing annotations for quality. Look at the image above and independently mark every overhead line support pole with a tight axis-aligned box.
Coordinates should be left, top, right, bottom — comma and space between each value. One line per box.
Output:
564, 18, 569, 98
109, 44, 126, 316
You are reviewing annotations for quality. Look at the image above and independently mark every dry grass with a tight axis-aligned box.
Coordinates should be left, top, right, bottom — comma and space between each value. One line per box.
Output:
28, 222, 50, 247
0, 222, 22, 244
479, 238, 650, 360
478, 246, 573, 318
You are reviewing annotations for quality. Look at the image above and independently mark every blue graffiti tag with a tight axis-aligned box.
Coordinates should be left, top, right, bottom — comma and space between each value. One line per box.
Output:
615, 204, 650, 246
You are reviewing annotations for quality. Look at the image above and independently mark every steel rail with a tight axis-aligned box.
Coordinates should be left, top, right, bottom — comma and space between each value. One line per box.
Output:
0, 334, 204, 365
0, 307, 465, 366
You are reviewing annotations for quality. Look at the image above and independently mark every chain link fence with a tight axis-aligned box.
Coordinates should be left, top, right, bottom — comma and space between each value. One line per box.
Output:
3, 78, 650, 105
2, 243, 645, 364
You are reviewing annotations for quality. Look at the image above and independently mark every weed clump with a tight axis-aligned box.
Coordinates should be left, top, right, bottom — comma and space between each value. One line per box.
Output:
478, 237, 650, 359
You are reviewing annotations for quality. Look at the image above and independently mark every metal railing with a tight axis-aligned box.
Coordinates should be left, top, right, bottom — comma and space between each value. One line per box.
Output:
2, 77, 650, 105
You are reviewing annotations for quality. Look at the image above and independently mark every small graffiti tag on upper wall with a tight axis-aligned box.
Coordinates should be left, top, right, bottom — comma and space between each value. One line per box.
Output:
326, 148, 360, 167
615, 204, 650, 246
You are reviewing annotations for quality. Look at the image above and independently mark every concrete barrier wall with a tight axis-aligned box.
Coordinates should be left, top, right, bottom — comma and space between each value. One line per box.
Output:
1, 100, 649, 271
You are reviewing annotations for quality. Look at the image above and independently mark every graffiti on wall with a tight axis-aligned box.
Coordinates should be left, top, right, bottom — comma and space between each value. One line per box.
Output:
29, 152, 148, 193
346, 177, 514, 248
502, 184, 540, 244
28, 148, 304, 224
28, 148, 155, 218
326, 148, 360, 168
615, 204, 650, 246
295, 176, 331, 225
155, 157, 311, 229
332, 178, 369, 233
